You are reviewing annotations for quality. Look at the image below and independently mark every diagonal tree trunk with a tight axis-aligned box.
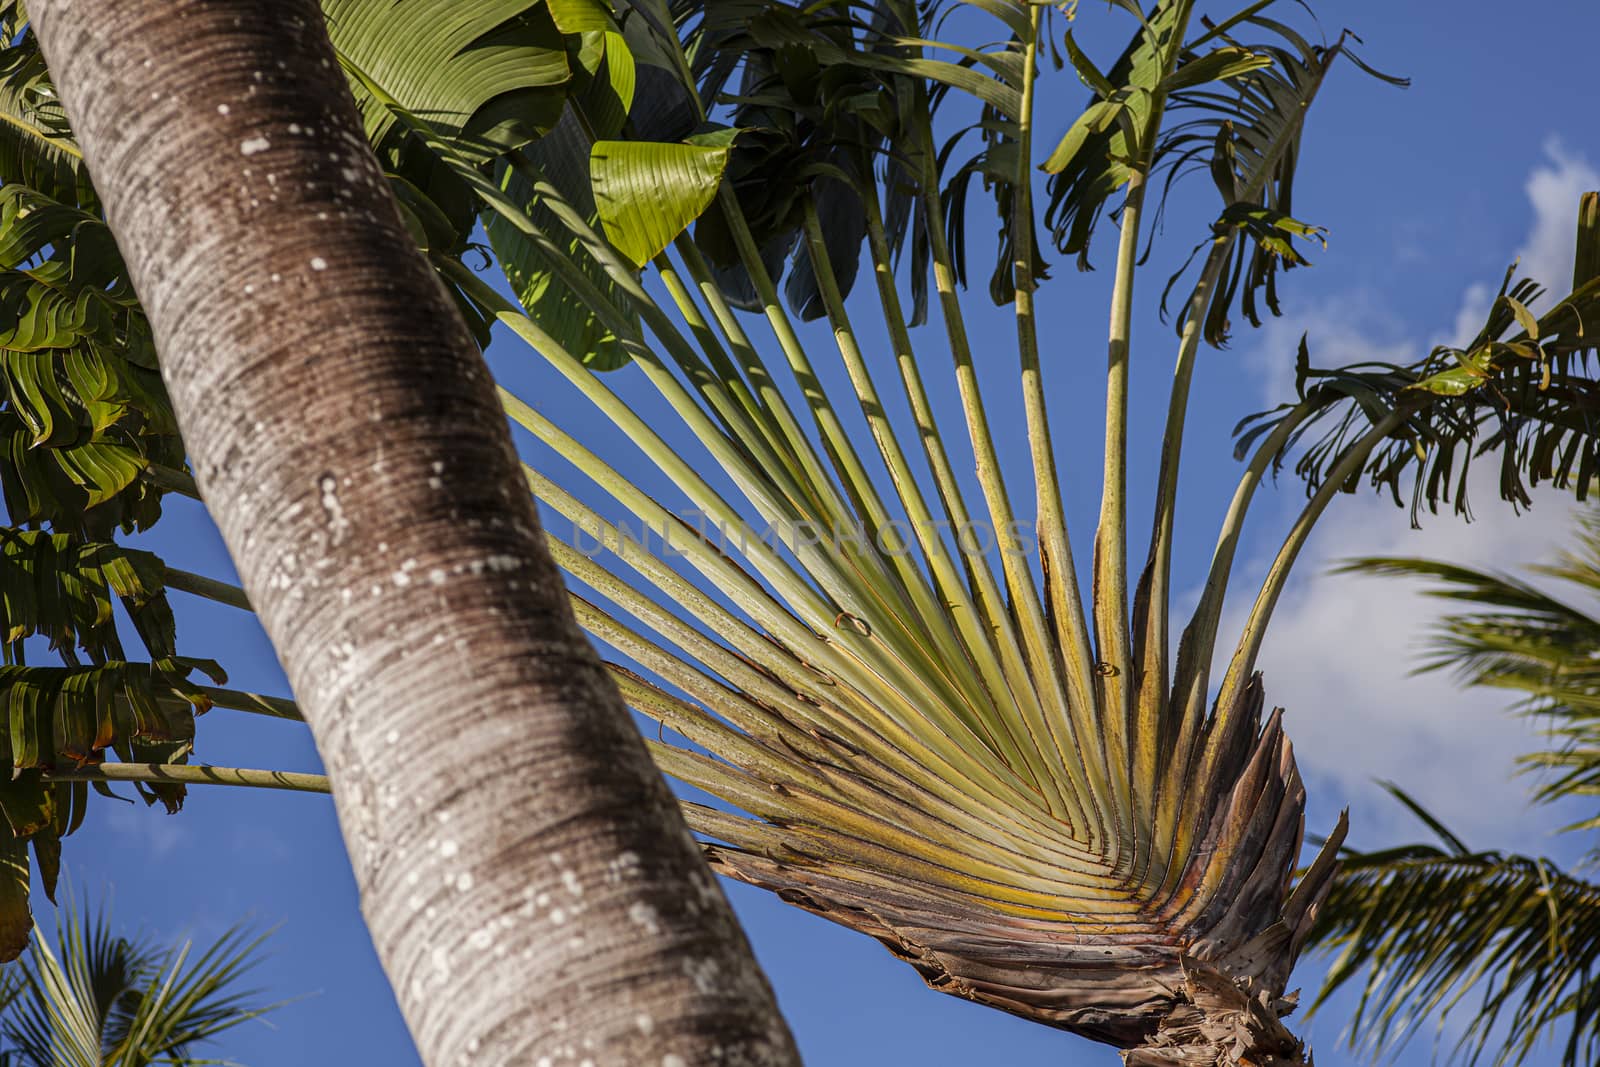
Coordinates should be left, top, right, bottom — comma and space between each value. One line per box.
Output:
25, 2, 801, 1064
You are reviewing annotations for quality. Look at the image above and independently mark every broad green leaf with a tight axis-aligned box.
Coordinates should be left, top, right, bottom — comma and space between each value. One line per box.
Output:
0, 30, 87, 206
486, 117, 639, 371
0, 833, 26, 962
1042, 96, 1131, 174
548, 0, 614, 35
1062, 30, 1115, 99
583, 31, 637, 139
323, 0, 571, 159
1575, 191, 1599, 291
591, 139, 734, 267
1160, 46, 1273, 93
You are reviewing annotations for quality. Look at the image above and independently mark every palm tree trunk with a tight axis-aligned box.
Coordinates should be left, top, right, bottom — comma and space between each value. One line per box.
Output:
25, 3, 800, 1064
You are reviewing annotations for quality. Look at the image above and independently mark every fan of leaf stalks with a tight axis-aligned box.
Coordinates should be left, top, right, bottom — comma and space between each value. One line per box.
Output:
0, 0, 1596, 1063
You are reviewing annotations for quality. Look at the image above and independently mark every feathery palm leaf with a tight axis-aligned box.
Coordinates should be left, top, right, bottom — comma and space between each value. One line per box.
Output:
1305, 512, 1600, 1065
1343, 512, 1600, 829
3, 898, 274, 1067
1156, 18, 1407, 345
1314, 787, 1600, 1067
1242, 193, 1600, 520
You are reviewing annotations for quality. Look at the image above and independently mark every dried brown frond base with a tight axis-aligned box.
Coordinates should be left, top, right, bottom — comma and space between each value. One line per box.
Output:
1124, 957, 1309, 1066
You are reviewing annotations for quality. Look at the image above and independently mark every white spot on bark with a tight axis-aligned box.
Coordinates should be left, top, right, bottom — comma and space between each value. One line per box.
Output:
663, 1057, 686, 1067
239, 136, 270, 156
318, 474, 349, 545
428, 569, 447, 585
606, 851, 642, 884
636, 1015, 655, 1036
684, 957, 720, 993
562, 870, 583, 897
456, 872, 474, 892
310, 256, 328, 271
628, 902, 661, 935
288, 123, 303, 134
216, 104, 230, 115
439, 840, 459, 859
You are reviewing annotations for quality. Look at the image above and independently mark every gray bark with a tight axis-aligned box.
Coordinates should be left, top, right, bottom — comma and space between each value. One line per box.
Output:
26, 2, 801, 1064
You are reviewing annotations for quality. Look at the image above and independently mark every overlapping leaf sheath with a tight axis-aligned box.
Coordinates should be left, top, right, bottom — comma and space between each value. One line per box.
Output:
614, 612, 1341, 1045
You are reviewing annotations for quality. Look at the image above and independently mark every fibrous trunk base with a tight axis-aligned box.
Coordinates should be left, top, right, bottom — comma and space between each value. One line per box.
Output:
1122, 957, 1309, 1067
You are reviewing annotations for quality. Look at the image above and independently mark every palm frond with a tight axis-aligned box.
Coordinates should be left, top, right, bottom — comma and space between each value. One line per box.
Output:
1341, 517, 1600, 828
1156, 20, 1407, 345
3, 897, 275, 1067
359, 5, 1354, 1049
1244, 195, 1600, 520
1311, 786, 1600, 1067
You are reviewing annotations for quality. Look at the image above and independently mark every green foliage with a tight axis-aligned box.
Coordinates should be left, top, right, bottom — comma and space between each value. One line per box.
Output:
0, 185, 180, 538
324, 0, 570, 158
1309, 518, 1600, 1065
1315, 791, 1600, 1067
0, 898, 274, 1067
0, 0, 1596, 1056
591, 134, 735, 266
0, 15, 228, 952
1240, 232, 1600, 520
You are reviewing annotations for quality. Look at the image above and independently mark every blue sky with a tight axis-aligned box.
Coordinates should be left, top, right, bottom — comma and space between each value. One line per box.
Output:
45, 2, 1600, 1064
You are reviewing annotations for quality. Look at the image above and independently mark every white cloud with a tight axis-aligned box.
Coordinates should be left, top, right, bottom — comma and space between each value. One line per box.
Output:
1442, 141, 1599, 347
1242, 291, 1414, 405
1226, 478, 1579, 851
1217, 145, 1599, 853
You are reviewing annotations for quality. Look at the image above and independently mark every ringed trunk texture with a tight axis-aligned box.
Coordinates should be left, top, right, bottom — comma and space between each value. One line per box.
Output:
28, 2, 800, 1064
